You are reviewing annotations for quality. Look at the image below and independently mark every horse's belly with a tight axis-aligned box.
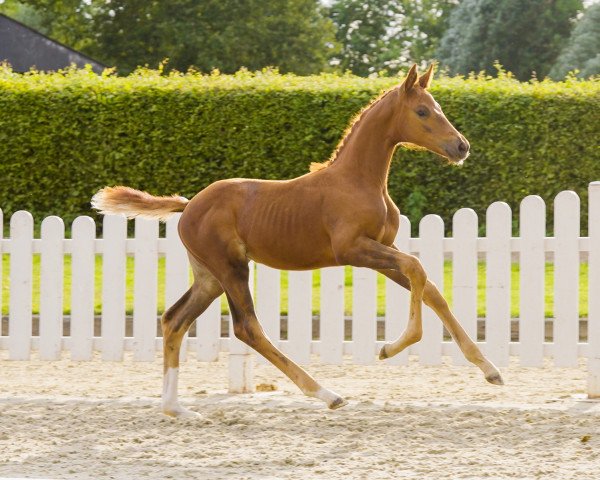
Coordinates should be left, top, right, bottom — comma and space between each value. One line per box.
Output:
245, 231, 338, 270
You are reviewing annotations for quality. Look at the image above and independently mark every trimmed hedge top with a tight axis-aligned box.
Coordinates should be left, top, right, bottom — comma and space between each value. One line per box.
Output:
0, 66, 599, 234
3, 65, 598, 96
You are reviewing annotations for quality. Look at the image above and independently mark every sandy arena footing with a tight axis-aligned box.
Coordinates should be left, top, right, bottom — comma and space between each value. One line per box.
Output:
1, 353, 599, 479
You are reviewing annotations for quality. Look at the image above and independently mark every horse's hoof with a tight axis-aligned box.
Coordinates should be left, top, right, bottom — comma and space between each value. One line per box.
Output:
162, 406, 201, 418
379, 344, 389, 360
485, 372, 504, 386
328, 396, 349, 410
311, 387, 347, 409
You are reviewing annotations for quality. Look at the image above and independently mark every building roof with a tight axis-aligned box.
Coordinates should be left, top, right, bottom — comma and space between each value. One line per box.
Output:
0, 13, 106, 73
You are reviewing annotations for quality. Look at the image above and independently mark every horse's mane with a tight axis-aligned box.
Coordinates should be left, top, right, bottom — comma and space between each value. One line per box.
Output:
309, 86, 399, 173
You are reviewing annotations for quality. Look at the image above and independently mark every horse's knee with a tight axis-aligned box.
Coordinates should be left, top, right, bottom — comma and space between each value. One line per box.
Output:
404, 255, 426, 290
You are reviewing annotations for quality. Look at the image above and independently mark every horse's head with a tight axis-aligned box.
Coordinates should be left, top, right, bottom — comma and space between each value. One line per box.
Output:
396, 64, 470, 165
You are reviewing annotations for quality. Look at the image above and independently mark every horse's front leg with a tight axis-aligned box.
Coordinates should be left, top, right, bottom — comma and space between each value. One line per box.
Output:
379, 267, 503, 385
333, 236, 427, 359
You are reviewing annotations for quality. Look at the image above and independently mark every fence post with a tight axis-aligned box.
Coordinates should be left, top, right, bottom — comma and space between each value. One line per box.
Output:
554, 191, 580, 367
352, 266, 377, 365
228, 261, 255, 393
485, 202, 511, 367
519, 196, 546, 367
287, 270, 312, 365
452, 208, 478, 366
9, 211, 33, 360
39, 216, 65, 360
588, 182, 600, 398
384, 215, 410, 366
419, 215, 444, 365
101, 215, 127, 361
133, 217, 159, 361
256, 264, 281, 364
320, 266, 345, 364
70, 216, 96, 361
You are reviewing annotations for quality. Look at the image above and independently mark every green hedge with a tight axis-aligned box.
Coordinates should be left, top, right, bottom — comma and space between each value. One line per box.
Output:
0, 67, 598, 235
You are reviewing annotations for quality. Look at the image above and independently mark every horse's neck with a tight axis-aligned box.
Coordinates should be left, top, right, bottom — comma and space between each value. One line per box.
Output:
332, 94, 399, 190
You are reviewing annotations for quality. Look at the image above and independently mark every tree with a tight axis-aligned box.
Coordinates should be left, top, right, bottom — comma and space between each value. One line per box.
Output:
328, 0, 456, 76
87, 0, 336, 75
550, 3, 600, 79
0, 0, 44, 32
399, 0, 457, 63
436, 0, 584, 80
0, 0, 95, 51
328, 0, 403, 76
1, 0, 336, 75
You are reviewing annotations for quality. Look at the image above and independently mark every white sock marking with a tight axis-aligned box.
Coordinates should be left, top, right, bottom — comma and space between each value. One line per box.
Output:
308, 387, 342, 407
162, 367, 180, 411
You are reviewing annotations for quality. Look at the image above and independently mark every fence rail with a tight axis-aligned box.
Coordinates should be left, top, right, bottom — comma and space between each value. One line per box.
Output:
1, 182, 599, 396
0, 237, 595, 254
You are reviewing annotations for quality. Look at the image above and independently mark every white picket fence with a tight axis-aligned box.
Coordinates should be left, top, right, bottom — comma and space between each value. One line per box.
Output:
0, 182, 599, 397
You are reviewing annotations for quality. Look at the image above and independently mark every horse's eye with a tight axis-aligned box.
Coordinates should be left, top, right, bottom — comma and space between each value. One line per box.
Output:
416, 108, 429, 118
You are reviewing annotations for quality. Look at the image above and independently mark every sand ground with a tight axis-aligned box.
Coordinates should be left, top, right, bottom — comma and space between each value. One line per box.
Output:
1, 353, 599, 479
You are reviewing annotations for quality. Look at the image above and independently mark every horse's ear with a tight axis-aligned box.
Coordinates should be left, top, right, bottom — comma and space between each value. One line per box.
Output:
419, 64, 434, 89
402, 64, 419, 92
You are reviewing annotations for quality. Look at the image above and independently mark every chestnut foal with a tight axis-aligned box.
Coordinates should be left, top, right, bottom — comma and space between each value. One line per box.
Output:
93, 64, 503, 418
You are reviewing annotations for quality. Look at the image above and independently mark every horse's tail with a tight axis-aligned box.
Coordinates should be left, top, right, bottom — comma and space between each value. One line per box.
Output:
91, 186, 189, 221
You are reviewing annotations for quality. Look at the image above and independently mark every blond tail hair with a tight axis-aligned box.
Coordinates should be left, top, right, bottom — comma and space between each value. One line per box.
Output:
91, 186, 189, 221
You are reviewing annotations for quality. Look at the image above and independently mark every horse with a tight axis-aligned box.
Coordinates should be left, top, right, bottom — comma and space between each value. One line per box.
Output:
92, 64, 503, 418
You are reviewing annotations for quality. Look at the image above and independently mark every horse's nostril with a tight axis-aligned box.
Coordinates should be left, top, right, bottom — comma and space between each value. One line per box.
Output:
458, 141, 469, 154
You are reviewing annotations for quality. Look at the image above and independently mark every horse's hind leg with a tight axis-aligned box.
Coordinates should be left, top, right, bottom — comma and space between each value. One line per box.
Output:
162, 257, 223, 417
219, 260, 347, 409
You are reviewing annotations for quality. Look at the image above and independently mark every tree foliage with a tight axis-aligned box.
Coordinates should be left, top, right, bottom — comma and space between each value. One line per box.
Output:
328, 0, 456, 76
89, 0, 337, 75
1, 0, 337, 75
404, 0, 457, 62
0, 0, 95, 50
437, 0, 583, 80
0, 0, 44, 32
328, 0, 402, 76
550, 3, 600, 79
